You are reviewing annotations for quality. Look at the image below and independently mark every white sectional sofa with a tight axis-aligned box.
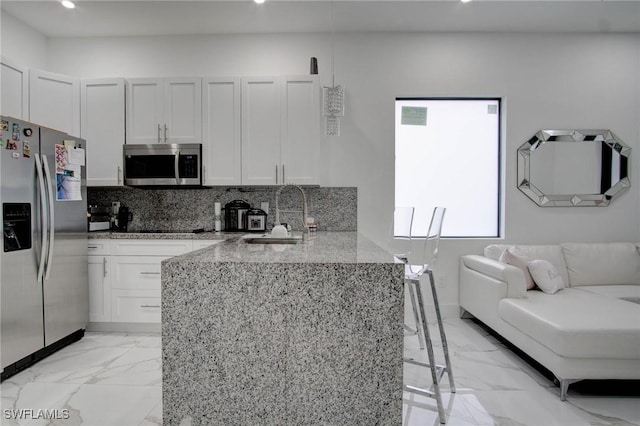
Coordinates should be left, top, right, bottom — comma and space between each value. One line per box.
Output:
459, 242, 640, 400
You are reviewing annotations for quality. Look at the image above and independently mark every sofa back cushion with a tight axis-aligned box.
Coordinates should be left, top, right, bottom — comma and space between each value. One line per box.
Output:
561, 243, 640, 286
485, 244, 570, 287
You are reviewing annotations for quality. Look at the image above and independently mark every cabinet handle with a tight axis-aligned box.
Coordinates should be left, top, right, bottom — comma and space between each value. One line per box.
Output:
103, 257, 108, 277
282, 164, 285, 184
164, 124, 168, 143
275, 165, 278, 184
88, 245, 98, 249
157, 124, 161, 143
140, 304, 161, 308
140, 271, 161, 275
117, 166, 122, 185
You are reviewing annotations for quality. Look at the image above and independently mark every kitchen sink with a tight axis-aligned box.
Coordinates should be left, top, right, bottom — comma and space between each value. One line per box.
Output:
244, 236, 303, 244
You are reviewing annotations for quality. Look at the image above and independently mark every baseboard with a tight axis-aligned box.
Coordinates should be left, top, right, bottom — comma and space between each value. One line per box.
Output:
87, 322, 161, 333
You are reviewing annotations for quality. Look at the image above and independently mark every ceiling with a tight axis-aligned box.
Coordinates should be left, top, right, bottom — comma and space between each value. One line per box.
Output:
1, 0, 639, 38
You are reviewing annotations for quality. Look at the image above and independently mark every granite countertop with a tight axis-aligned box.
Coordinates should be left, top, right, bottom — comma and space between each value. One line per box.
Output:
88, 231, 232, 240
164, 231, 398, 264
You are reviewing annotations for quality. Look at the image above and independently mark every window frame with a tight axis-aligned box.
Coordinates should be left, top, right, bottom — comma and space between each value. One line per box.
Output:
395, 96, 503, 239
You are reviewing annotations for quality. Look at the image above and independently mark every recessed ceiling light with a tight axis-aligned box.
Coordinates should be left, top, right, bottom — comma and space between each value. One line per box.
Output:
61, 0, 76, 9
254, 0, 265, 4
461, 0, 472, 3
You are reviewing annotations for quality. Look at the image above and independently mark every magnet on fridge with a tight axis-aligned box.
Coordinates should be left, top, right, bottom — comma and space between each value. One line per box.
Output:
1, 120, 8, 131
12, 151, 20, 159
23, 128, 33, 137
22, 141, 31, 158
12, 123, 20, 141
6, 139, 18, 150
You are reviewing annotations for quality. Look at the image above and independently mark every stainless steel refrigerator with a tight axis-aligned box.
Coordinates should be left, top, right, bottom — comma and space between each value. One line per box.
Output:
1, 116, 88, 380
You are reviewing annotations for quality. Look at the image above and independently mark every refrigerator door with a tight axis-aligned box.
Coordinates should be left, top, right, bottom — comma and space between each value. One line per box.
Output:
39, 127, 88, 346
0, 117, 45, 369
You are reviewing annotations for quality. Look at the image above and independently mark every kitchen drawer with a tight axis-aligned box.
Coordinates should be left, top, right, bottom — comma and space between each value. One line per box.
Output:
111, 289, 161, 323
192, 239, 223, 251
87, 239, 111, 255
111, 256, 171, 290
111, 239, 193, 256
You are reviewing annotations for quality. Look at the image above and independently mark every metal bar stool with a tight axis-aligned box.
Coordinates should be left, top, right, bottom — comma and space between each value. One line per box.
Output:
403, 207, 455, 424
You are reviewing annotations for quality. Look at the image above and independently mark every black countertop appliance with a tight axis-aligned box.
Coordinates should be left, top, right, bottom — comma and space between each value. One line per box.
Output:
245, 208, 267, 232
224, 200, 251, 232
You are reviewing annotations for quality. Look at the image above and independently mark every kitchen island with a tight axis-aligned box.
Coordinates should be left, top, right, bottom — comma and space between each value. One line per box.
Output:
161, 231, 404, 425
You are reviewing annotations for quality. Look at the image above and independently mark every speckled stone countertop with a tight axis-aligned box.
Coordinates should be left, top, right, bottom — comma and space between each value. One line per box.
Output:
161, 231, 404, 425
165, 231, 399, 264
88, 231, 233, 240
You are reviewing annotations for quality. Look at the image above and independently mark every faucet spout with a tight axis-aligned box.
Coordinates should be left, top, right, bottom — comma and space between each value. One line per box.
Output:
274, 184, 308, 233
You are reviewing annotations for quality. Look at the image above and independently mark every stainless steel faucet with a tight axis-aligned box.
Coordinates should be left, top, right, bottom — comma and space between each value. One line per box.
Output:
274, 183, 308, 233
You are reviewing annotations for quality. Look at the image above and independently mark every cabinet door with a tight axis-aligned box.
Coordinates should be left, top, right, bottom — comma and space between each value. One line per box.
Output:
202, 77, 241, 185
81, 78, 125, 186
1, 57, 29, 119
280, 76, 319, 185
242, 77, 281, 185
88, 256, 111, 322
111, 256, 170, 291
29, 68, 80, 135
126, 78, 163, 144
164, 77, 202, 143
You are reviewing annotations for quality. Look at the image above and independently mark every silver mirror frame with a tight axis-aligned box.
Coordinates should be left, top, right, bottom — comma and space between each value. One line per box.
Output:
517, 129, 631, 207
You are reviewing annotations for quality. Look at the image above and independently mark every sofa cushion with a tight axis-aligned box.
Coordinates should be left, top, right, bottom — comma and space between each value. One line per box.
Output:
527, 260, 565, 294
499, 247, 536, 290
574, 285, 640, 303
485, 244, 569, 287
499, 288, 640, 359
561, 243, 640, 286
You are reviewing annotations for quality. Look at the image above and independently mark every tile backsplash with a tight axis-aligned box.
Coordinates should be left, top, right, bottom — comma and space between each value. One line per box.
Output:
88, 186, 357, 232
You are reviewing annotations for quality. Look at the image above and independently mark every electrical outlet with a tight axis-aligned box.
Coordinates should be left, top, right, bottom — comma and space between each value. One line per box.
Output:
261, 202, 269, 213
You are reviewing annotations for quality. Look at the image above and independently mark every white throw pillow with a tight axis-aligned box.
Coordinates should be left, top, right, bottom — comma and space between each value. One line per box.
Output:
499, 246, 536, 290
528, 260, 565, 294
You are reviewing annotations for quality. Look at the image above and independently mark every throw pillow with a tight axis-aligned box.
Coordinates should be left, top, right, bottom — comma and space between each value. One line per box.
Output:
528, 260, 565, 294
498, 246, 535, 290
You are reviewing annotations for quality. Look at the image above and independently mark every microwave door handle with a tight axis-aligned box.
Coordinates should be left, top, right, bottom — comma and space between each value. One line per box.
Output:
35, 155, 48, 283
174, 151, 180, 185
41, 155, 55, 281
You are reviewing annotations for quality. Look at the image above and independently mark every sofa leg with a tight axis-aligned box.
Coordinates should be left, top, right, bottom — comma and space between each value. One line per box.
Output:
459, 307, 474, 319
559, 379, 579, 401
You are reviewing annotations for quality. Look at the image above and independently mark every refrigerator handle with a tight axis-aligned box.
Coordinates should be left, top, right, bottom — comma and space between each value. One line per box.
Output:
42, 155, 56, 281
34, 155, 49, 284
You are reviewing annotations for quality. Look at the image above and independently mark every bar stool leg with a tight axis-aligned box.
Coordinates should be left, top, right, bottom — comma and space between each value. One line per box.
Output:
412, 279, 446, 424
427, 269, 455, 393
406, 280, 426, 349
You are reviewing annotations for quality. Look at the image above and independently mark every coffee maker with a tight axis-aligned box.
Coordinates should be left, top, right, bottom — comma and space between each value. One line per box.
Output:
224, 200, 250, 232
114, 206, 133, 232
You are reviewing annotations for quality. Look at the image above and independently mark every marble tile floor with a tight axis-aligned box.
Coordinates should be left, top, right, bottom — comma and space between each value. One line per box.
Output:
1, 318, 638, 426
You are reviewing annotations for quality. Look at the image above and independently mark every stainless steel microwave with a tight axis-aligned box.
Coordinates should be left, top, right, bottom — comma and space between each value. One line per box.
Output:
123, 144, 202, 187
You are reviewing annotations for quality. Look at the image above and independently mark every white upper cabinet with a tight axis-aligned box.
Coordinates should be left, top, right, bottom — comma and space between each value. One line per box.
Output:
241, 75, 319, 186
202, 77, 241, 185
29, 68, 80, 136
126, 77, 201, 144
280, 75, 319, 185
1, 57, 29, 120
241, 77, 281, 185
81, 78, 126, 186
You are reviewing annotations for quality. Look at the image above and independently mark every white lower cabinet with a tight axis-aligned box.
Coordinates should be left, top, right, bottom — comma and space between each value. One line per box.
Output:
111, 289, 162, 323
88, 239, 111, 323
88, 238, 222, 330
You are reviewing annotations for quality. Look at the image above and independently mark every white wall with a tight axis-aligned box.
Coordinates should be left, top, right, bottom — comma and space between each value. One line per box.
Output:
0, 11, 48, 69
5, 25, 639, 313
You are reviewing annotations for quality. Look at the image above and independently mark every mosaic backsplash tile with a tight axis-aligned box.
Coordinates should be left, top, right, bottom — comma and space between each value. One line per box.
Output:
88, 186, 357, 232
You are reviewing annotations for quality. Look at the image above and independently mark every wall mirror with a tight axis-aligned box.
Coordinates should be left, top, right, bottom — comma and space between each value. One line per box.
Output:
517, 130, 630, 207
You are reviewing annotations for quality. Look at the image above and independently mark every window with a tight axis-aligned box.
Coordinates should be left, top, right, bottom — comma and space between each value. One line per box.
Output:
395, 98, 501, 238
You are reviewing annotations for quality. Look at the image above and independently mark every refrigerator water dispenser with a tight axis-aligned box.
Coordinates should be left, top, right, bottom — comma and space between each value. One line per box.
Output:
3, 203, 32, 252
